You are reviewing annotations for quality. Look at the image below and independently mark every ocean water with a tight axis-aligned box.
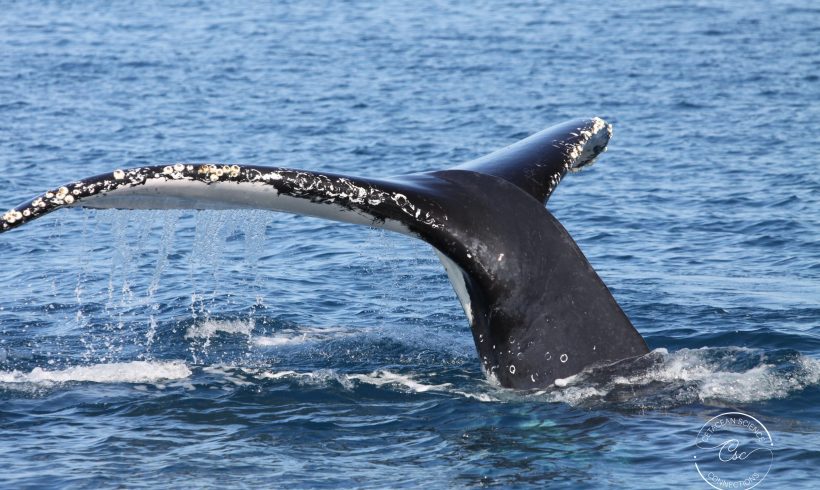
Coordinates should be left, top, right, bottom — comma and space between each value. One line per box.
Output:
0, 1, 818, 488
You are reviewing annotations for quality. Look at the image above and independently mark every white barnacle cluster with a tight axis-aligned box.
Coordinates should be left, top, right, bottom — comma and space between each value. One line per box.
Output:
54, 186, 75, 204
106, 167, 150, 188
31, 185, 79, 208
196, 164, 242, 182
2, 209, 24, 225
2, 183, 83, 227
41, 167, 152, 213
157, 163, 196, 180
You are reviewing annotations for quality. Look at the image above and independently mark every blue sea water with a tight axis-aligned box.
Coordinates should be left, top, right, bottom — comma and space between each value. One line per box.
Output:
0, 0, 818, 488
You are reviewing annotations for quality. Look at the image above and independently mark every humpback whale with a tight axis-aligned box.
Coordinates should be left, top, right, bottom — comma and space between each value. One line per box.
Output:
0, 117, 649, 389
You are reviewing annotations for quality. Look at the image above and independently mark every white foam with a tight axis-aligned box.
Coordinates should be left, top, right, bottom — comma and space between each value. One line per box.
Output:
698, 356, 820, 403
202, 365, 255, 386
250, 367, 473, 396
185, 319, 255, 339
450, 389, 498, 402
553, 373, 581, 387
254, 335, 307, 347
258, 370, 300, 380
243, 349, 820, 406
253, 326, 353, 347
0, 361, 191, 385
545, 347, 820, 406
547, 386, 608, 405
236, 368, 354, 389
347, 370, 453, 393
7, 346, 804, 408
185, 320, 355, 348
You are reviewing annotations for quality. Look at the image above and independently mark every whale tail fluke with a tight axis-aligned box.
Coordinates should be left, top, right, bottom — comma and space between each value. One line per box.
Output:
0, 117, 648, 388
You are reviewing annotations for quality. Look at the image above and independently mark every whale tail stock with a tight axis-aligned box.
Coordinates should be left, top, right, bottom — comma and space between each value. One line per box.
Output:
0, 117, 649, 389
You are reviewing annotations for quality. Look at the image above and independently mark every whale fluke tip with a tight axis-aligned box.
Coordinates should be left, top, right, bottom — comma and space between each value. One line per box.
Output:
567, 116, 613, 172
453, 117, 614, 204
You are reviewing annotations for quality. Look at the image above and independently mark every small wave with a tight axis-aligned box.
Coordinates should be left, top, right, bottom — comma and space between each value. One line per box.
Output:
0, 361, 191, 385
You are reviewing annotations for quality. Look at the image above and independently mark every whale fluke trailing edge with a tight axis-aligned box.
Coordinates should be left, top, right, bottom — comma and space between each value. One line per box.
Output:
0, 118, 649, 389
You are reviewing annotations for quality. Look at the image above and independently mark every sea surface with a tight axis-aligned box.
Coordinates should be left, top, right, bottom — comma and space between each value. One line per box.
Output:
1, 1, 818, 488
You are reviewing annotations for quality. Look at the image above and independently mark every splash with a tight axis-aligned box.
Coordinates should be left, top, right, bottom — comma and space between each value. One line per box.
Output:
541, 347, 820, 408
2, 346, 814, 410
185, 318, 256, 340
199, 347, 820, 408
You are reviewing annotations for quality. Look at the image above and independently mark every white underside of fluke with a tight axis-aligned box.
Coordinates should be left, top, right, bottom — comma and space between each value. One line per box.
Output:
2, 163, 445, 234
435, 249, 474, 326
76, 177, 416, 237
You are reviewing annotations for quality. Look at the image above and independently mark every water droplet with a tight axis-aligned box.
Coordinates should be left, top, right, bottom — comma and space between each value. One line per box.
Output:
544, 352, 552, 360
560, 354, 568, 363
509, 365, 516, 374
